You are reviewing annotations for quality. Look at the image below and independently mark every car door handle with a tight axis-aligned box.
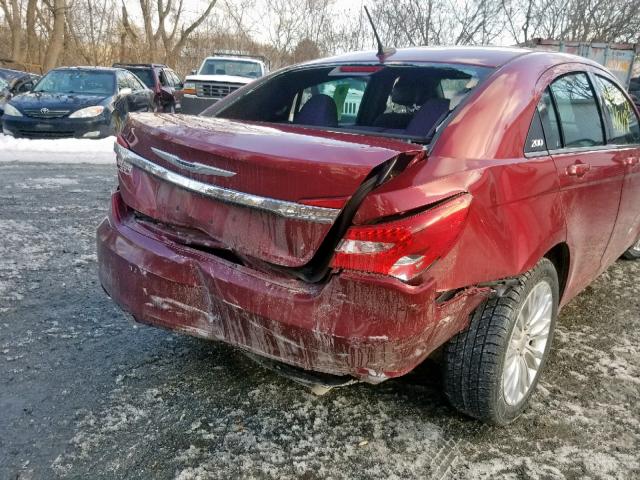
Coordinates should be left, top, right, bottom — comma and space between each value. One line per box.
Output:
566, 162, 591, 177
622, 156, 640, 166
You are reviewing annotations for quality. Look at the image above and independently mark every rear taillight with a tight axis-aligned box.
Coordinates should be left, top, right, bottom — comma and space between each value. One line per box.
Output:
116, 134, 129, 148
331, 194, 471, 281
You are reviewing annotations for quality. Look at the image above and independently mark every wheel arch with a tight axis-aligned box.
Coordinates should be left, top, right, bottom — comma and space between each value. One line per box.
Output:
544, 242, 570, 303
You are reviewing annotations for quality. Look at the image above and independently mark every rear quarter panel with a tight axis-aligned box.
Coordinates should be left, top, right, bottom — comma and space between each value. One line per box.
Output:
356, 53, 572, 298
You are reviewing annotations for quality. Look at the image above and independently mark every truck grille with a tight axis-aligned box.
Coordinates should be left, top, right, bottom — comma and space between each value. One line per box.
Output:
23, 109, 71, 119
195, 82, 241, 99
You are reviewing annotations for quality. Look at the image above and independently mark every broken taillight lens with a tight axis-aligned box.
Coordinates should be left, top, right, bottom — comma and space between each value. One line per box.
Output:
331, 194, 471, 281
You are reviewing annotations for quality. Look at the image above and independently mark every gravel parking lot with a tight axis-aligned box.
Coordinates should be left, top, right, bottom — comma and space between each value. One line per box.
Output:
1, 155, 639, 479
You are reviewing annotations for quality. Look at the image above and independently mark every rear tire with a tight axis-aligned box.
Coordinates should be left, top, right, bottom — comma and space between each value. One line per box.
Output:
443, 258, 559, 425
622, 236, 640, 260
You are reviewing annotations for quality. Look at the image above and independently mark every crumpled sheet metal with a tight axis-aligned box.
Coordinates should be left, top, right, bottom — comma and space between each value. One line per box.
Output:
97, 201, 491, 382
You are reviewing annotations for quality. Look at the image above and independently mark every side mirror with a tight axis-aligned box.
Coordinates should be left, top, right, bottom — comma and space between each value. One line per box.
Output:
175, 83, 184, 90
191, 69, 196, 75
119, 87, 132, 96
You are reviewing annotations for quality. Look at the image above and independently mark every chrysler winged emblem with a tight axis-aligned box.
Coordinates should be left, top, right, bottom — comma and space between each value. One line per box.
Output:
151, 147, 236, 177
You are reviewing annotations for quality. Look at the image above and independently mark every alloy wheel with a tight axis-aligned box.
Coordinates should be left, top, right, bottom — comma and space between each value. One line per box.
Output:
502, 280, 553, 406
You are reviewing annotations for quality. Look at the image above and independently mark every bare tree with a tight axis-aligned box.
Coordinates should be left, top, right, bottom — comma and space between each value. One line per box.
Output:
43, 0, 65, 70
263, 0, 338, 67
0, 0, 25, 62
65, 0, 117, 65
368, 0, 506, 48
2, 0, 639, 75
501, 0, 640, 44
123, 0, 217, 63
24, 0, 37, 60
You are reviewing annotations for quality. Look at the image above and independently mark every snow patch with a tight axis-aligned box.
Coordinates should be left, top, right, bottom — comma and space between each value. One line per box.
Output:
0, 133, 115, 164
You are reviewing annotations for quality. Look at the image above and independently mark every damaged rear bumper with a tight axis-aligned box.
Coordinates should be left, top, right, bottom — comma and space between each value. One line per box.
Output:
97, 191, 490, 382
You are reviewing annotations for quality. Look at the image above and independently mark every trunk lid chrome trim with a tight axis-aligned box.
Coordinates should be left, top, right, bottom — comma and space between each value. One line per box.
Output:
150, 147, 237, 177
115, 142, 340, 224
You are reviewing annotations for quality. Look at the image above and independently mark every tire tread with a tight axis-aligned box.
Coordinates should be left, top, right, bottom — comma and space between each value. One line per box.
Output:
443, 261, 556, 424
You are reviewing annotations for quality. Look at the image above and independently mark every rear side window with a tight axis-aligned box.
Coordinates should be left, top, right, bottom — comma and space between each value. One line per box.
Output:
159, 70, 170, 87
124, 71, 144, 90
549, 73, 604, 148
594, 75, 640, 145
116, 71, 128, 91
525, 89, 562, 154
525, 110, 547, 153
538, 89, 562, 150
127, 68, 155, 89
169, 70, 181, 86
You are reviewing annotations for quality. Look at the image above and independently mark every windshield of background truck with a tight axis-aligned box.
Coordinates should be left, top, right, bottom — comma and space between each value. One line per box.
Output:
199, 59, 262, 78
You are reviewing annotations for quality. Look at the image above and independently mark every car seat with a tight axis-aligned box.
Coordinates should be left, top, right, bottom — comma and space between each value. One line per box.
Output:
373, 76, 445, 130
404, 98, 450, 137
294, 94, 338, 127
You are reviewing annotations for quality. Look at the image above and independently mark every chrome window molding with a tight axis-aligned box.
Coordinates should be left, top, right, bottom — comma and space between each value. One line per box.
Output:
114, 143, 340, 224
524, 143, 640, 159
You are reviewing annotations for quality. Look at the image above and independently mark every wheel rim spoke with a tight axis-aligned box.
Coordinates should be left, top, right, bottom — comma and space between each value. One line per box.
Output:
502, 280, 554, 406
517, 358, 529, 397
523, 346, 542, 369
504, 356, 520, 400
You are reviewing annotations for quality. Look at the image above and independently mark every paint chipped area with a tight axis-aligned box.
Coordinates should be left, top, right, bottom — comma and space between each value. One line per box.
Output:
1, 162, 639, 479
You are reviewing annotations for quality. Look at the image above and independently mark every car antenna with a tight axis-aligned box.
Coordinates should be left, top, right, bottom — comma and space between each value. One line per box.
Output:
363, 5, 395, 61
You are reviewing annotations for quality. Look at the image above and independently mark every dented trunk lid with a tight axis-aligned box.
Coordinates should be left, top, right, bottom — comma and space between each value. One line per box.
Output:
117, 113, 423, 267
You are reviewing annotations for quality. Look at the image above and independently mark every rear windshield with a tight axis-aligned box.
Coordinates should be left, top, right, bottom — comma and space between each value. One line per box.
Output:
125, 68, 155, 88
213, 64, 493, 142
199, 59, 262, 78
34, 70, 115, 95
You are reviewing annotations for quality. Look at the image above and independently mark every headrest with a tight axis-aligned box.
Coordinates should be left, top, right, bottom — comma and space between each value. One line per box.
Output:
391, 76, 441, 107
405, 98, 450, 137
294, 94, 338, 127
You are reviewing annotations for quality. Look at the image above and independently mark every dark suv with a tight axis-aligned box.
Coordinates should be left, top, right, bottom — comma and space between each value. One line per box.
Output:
113, 63, 184, 113
0, 68, 40, 117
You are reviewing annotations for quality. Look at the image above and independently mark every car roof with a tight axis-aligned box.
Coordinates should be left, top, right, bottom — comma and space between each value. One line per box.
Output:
113, 63, 168, 69
203, 56, 265, 65
0, 67, 30, 79
305, 46, 534, 68
52, 66, 120, 73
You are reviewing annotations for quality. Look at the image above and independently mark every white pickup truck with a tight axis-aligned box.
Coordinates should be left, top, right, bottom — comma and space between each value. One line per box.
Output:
181, 54, 268, 114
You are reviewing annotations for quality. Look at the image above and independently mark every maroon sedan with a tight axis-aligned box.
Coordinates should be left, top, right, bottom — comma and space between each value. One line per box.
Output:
97, 47, 640, 424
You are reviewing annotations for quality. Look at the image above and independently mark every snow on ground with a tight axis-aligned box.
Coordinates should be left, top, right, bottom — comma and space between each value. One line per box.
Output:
0, 133, 115, 164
